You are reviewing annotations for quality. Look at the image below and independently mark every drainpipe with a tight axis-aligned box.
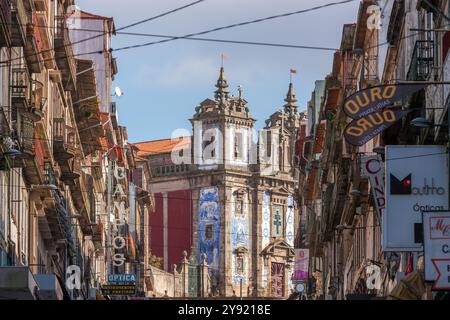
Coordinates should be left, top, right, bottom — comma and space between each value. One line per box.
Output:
28, 187, 31, 270
7, 169, 11, 264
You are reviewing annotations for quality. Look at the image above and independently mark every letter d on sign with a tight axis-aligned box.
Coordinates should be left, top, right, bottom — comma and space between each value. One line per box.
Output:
66, 265, 81, 290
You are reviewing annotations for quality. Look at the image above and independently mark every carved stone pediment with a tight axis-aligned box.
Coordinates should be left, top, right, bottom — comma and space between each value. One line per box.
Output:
272, 186, 291, 196
234, 246, 248, 256
260, 239, 294, 258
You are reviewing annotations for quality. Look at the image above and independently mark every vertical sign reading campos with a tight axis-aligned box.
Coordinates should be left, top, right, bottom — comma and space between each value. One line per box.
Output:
112, 164, 127, 267
384, 146, 449, 251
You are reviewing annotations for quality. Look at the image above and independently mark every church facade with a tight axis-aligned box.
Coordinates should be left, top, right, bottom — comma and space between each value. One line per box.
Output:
134, 68, 304, 298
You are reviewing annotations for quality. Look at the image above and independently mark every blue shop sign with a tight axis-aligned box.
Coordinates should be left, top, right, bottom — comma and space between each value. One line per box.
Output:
108, 274, 136, 284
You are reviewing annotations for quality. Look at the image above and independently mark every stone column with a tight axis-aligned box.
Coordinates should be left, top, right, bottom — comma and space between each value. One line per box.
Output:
180, 250, 189, 297
254, 189, 264, 297
162, 192, 168, 271
265, 256, 271, 297
222, 184, 233, 296
200, 253, 210, 297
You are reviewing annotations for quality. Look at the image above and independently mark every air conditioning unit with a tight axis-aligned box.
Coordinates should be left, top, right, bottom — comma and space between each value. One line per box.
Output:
88, 287, 97, 300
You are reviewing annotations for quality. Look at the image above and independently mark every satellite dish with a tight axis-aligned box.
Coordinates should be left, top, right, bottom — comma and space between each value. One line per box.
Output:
114, 86, 123, 97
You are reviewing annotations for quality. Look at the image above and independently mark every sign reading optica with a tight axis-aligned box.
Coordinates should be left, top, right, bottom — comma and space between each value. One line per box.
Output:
344, 108, 411, 147
342, 84, 426, 119
108, 274, 136, 284
383, 146, 449, 251
423, 211, 450, 290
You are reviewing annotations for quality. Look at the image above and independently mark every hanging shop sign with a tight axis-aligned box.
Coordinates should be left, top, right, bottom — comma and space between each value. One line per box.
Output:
101, 284, 136, 296
342, 84, 426, 119
112, 164, 128, 267
423, 211, 450, 290
344, 108, 411, 146
293, 249, 309, 281
383, 146, 449, 252
361, 155, 385, 222
108, 273, 136, 284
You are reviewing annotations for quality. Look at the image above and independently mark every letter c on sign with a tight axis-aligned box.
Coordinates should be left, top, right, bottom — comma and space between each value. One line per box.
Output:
365, 158, 381, 174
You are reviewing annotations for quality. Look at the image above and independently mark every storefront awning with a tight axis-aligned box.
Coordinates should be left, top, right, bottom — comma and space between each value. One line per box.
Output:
389, 271, 425, 300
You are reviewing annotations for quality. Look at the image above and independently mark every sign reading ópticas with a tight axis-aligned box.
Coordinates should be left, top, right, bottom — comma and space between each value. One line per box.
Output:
383, 146, 449, 251
342, 84, 426, 119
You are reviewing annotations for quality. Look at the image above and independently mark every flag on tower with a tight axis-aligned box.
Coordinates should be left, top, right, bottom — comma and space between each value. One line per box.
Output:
221, 53, 228, 67
290, 69, 297, 74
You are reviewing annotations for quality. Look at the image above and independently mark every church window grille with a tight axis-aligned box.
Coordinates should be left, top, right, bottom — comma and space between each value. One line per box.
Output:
205, 224, 213, 240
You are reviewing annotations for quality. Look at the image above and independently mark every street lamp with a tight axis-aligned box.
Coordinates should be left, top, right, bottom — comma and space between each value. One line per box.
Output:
372, 146, 385, 155
30, 184, 58, 191
411, 117, 446, 128
1, 148, 24, 159
335, 224, 352, 231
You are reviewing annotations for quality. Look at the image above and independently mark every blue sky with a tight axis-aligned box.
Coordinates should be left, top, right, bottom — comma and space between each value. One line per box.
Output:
76, 0, 360, 143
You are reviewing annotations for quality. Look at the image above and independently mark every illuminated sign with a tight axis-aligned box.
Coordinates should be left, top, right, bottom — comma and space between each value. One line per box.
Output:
342, 84, 426, 119
112, 164, 127, 267
344, 108, 411, 146
108, 274, 136, 284
101, 284, 136, 296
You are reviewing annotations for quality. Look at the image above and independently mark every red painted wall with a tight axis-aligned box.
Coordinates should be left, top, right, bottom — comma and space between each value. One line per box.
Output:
167, 190, 193, 271
149, 192, 164, 261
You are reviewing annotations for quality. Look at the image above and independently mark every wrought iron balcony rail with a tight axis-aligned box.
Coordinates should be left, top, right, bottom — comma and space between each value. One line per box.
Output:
11, 68, 30, 100
43, 162, 57, 186
0, 0, 12, 46
53, 118, 76, 149
407, 40, 434, 81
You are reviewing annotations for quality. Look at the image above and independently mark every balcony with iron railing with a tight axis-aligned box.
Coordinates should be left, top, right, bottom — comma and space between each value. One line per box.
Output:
54, 15, 77, 92
33, 0, 54, 69
0, 0, 12, 47
32, 161, 56, 203
11, 0, 43, 72
53, 118, 77, 163
69, 170, 93, 235
407, 40, 434, 81
11, 68, 46, 123
11, 68, 31, 110
10, 0, 29, 47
